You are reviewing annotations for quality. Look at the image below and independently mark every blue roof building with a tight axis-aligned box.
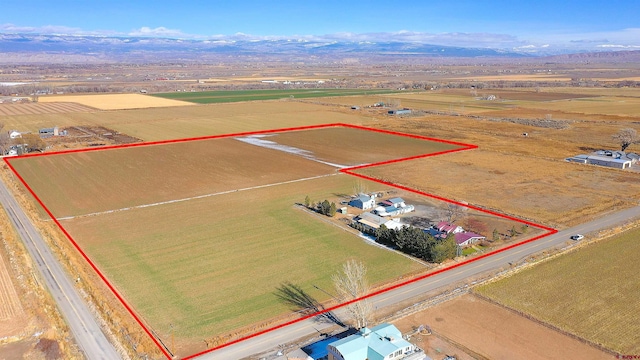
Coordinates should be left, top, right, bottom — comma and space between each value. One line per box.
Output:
327, 324, 423, 360
348, 194, 375, 210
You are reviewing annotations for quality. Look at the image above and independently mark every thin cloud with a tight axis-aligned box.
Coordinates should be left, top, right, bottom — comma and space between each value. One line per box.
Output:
0, 23, 116, 36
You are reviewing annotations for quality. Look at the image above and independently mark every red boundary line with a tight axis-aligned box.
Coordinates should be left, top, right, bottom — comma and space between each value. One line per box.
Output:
4, 123, 557, 360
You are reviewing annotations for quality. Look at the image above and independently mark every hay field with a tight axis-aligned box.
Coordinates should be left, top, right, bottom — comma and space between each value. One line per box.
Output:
267, 127, 459, 166
39, 93, 193, 110
355, 149, 640, 227
0, 102, 95, 116
315, 92, 513, 114
476, 226, 640, 353
0, 101, 373, 141
9, 137, 337, 218
60, 174, 422, 343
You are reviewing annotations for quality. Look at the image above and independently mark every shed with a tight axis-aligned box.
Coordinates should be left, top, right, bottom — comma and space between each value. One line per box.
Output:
356, 212, 403, 231
566, 155, 589, 164
381, 197, 406, 208
586, 155, 632, 169
39, 126, 59, 138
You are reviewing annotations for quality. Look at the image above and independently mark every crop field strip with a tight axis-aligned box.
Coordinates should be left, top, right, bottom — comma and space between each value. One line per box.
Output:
152, 88, 401, 104
0, 100, 373, 141
38, 93, 194, 110
0, 102, 96, 116
5, 123, 558, 360
476, 226, 640, 354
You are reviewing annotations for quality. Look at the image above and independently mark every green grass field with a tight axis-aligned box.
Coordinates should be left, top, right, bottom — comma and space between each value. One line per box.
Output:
152, 89, 400, 104
61, 174, 422, 341
476, 227, 640, 353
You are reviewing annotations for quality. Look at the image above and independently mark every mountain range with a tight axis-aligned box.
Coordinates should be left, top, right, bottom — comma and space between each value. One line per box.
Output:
2, 33, 639, 63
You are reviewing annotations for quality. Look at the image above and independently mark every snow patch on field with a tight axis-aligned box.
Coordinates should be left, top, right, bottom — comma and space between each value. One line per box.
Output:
235, 135, 349, 168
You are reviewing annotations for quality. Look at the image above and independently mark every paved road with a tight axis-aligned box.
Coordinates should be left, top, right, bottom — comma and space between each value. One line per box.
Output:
201, 205, 640, 360
0, 177, 121, 360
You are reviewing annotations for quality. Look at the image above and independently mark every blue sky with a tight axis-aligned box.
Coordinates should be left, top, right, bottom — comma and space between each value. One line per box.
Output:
1, 0, 639, 50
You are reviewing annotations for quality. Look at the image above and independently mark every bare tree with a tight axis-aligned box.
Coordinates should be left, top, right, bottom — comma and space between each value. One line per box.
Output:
352, 181, 368, 195
445, 203, 464, 223
0, 122, 9, 155
613, 128, 639, 151
332, 260, 373, 329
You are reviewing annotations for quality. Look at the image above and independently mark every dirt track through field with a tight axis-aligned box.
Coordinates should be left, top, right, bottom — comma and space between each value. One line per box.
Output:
57, 172, 342, 221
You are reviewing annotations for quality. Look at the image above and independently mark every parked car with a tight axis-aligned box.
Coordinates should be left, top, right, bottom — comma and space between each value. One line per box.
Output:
570, 234, 584, 241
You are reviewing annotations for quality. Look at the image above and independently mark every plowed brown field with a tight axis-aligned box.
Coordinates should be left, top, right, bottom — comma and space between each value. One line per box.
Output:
0, 102, 95, 116
9, 137, 337, 218
394, 294, 613, 360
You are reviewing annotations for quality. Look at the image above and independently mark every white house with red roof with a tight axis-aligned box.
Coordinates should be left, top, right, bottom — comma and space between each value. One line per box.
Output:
454, 232, 485, 247
436, 221, 464, 234
436, 221, 485, 247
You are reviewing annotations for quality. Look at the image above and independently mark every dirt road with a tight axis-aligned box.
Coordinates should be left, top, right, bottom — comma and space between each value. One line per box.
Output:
0, 175, 121, 360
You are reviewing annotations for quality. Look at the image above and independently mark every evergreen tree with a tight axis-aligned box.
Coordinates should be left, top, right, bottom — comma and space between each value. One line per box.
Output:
329, 202, 337, 217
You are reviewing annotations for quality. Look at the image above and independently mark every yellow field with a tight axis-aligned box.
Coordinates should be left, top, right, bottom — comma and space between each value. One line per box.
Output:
476, 226, 640, 353
38, 93, 193, 110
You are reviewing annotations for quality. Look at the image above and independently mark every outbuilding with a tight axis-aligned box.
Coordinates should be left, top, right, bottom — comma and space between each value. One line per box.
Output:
586, 155, 632, 169
388, 109, 412, 115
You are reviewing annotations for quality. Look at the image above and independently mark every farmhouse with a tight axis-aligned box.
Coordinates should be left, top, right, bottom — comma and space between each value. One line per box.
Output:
327, 323, 424, 360
356, 212, 403, 231
436, 221, 485, 247
436, 221, 464, 234
349, 194, 376, 210
454, 232, 485, 247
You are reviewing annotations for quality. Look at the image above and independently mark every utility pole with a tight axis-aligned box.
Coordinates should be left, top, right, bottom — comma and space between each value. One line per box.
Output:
170, 323, 175, 358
